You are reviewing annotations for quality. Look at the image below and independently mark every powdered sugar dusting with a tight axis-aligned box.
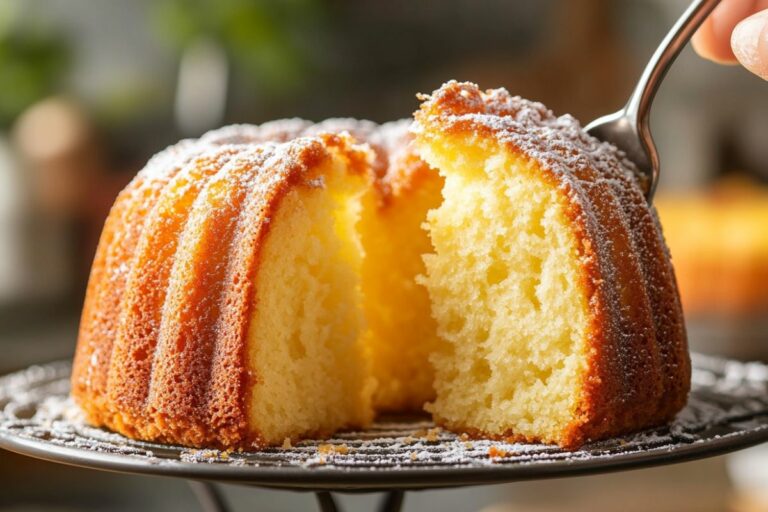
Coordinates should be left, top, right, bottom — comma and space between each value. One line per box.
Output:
1, 355, 766, 479
413, 81, 640, 187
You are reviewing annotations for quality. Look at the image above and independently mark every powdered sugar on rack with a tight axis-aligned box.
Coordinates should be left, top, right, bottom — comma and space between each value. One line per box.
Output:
1, 354, 767, 476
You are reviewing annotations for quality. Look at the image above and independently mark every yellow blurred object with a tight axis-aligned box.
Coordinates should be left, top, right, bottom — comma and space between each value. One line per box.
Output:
656, 178, 768, 317
730, 491, 768, 512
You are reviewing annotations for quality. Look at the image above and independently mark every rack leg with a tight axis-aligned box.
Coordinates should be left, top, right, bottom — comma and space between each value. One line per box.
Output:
379, 490, 405, 512
188, 483, 401, 512
189, 481, 230, 512
316, 491, 340, 512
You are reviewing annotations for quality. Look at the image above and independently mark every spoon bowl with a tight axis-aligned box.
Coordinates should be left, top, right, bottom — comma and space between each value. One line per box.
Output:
586, 110, 657, 199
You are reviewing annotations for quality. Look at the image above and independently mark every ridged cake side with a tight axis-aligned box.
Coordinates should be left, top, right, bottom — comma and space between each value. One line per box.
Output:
72, 133, 373, 448
106, 146, 243, 445
72, 141, 201, 428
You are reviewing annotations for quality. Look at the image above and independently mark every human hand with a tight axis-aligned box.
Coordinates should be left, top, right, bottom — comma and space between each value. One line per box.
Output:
692, 0, 768, 79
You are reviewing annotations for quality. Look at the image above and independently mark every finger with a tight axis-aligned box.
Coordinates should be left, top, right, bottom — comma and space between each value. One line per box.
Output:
692, 0, 762, 64
731, 9, 768, 79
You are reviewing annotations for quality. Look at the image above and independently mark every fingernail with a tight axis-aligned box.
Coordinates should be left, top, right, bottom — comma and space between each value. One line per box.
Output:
731, 11, 768, 80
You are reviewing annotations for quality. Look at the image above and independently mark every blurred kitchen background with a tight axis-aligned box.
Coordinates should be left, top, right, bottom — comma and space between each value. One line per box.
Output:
1, 0, 768, 510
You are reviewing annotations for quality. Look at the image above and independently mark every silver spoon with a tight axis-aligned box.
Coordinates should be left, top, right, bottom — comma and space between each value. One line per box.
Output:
585, 0, 721, 203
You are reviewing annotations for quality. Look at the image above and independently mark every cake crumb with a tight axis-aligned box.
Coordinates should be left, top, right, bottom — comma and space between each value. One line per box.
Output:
459, 433, 470, 441
402, 435, 417, 444
282, 438, 292, 449
410, 451, 418, 461
317, 443, 349, 455
488, 446, 510, 458
425, 427, 441, 442
463, 441, 474, 450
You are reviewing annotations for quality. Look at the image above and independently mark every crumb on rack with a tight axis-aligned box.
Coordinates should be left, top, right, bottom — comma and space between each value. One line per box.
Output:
459, 433, 470, 441
412, 427, 442, 442
425, 427, 441, 442
488, 446, 510, 458
317, 443, 350, 455
282, 438, 292, 449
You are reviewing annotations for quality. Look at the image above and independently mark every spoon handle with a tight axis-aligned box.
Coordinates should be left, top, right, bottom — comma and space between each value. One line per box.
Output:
626, 0, 721, 125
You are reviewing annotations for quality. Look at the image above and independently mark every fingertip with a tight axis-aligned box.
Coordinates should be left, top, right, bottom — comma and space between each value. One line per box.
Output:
691, 26, 710, 56
693, 16, 739, 64
731, 10, 768, 79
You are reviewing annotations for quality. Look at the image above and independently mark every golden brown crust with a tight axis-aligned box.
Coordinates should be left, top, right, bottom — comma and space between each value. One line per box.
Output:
414, 81, 689, 448
72, 132, 371, 449
72, 141, 199, 428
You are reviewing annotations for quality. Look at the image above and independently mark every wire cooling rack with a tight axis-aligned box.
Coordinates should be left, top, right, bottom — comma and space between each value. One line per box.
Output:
1, 355, 767, 510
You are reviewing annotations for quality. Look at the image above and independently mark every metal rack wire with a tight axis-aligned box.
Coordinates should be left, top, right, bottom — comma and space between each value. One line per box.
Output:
1, 355, 767, 511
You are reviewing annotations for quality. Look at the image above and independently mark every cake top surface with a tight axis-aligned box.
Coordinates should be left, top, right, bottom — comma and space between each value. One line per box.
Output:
413, 80, 643, 191
137, 131, 372, 208
198, 118, 434, 203
138, 117, 433, 215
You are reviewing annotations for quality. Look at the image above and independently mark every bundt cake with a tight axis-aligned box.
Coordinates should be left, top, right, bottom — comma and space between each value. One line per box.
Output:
413, 81, 689, 448
72, 80, 690, 451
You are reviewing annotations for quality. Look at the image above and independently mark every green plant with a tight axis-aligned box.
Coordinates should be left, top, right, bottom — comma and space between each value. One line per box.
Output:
0, 29, 69, 129
153, 0, 326, 94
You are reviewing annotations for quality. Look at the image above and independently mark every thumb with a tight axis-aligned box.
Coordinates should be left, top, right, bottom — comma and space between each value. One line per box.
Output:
731, 9, 768, 80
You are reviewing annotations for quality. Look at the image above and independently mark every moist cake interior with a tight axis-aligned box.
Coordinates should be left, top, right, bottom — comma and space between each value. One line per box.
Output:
418, 132, 591, 445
